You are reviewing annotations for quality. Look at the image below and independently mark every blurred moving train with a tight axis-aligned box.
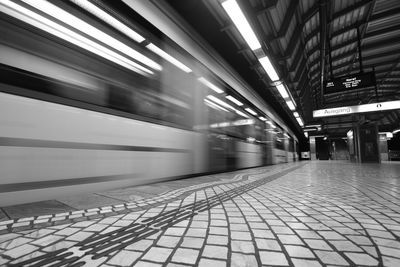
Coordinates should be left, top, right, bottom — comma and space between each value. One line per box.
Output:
0, 0, 298, 205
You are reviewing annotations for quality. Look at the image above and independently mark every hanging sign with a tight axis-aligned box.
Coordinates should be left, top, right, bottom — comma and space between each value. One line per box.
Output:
324, 72, 376, 94
313, 100, 400, 118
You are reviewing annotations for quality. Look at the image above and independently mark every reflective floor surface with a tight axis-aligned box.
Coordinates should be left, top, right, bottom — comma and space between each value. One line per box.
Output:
1, 161, 400, 266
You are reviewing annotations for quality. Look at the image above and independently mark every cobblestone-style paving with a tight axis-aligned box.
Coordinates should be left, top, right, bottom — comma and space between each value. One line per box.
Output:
1, 161, 400, 266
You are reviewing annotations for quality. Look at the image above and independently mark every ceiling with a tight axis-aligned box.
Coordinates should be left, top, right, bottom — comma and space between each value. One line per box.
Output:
165, 0, 400, 137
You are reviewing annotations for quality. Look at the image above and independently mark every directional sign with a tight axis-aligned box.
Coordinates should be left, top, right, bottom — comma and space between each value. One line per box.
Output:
324, 72, 376, 94
313, 100, 400, 118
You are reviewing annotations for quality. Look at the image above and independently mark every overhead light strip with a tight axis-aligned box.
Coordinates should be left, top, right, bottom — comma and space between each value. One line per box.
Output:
245, 108, 257, 116
70, 0, 192, 73
204, 99, 229, 112
146, 43, 192, 73
226, 95, 243, 106
199, 78, 224, 94
221, 0, 303, 121
70, 0, 145, 43
221, 0, 261, 51
296, 117, 304, 127
22, 0, 162, 71
0, 0, 153, 76
207, 95, 234, 110
235, 109, 249, 118
286, 100, 296, 111
276, 83, 289, 99
258, 56, 279, 82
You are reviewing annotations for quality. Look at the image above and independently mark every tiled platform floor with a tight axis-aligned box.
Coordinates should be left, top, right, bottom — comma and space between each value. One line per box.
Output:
1, 161, 400, 266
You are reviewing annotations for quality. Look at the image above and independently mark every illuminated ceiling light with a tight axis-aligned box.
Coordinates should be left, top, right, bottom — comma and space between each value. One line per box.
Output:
146, 43, 192, 73
226, 95, 243, 106
276, 83, 289, 99
204, 99, 228, 112
303, 128, 317, 132
245, 108, 257, 116
233, 119, 254, 126
259, 116, 267, 121
266, 121, 276, 128
293, 112, 300, 118
207, 95, 234, 110
286, 100, 296, 111
304, 132, 309, 138
296, 117, 304, 127
258, 56, 279, 82
0, 0, 153, 76
235, 109, 249, 118
221, 0, 261, 51
199, 78, 224, 94
323, 136, 328, 140
392, 129, 400, 134
70, 0, 145, 43
22, 0, 162, 71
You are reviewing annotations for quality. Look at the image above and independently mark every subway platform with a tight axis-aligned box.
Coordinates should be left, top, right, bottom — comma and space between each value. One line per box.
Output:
1, 161, 400, 266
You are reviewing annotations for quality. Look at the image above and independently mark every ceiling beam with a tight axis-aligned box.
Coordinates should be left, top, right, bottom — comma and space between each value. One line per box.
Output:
329, 0, 374, 23
277, 0, 299, 37
307, 37, 400, 77
309, 59, 400, 85
283, 6, 400, 62
255, 0, 279, 15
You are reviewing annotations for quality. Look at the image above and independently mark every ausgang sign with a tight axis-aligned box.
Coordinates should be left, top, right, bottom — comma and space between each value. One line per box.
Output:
324, 72, 376, 94
313, 100, 400, 118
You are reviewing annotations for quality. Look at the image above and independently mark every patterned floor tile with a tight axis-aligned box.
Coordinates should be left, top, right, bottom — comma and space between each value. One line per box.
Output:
1, 162, 400, 266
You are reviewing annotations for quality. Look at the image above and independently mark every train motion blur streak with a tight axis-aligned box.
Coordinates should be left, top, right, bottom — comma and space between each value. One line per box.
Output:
0, 0, 298, 206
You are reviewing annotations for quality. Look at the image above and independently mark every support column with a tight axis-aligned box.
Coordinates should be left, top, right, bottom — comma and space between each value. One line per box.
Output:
357, 123, 380, 163
310, 136, 316, 160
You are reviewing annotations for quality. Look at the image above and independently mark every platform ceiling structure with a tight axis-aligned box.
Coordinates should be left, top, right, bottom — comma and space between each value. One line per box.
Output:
165, 0, 400, 137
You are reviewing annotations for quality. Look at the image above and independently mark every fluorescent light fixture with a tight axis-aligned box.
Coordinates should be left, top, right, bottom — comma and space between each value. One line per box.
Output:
245, 108, 257, 116
22, 0, 162, 71
233, 119, 254, 126
306, 124, 322, 127
258, 56, 279, 81
304, 132, 309, 138
286, 100, 296, 111
226, 95, 243, 106
323, 136, 327, 140
259, 116, 267, 121
303, 128, 317, 132
0, 0, 153, 76
276, 83, 289, 99
146, 43, 192, 73
293, 112, 300, 118
247, 137, 256, 142
266, 121, 276, 128
70, 0, 145, 43
296, 117, 304, 126
204, 99, 229, 112
347, 130, 353, 137
207, 95, 234, 110
221, 0, 261, 51
235, 110, 249, 118
393, 129, 400, 134
199, 78, 224, 94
